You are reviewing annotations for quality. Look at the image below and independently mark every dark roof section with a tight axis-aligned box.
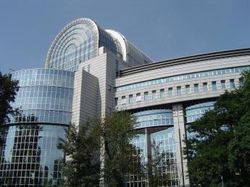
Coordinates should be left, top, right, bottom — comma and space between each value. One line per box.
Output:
117, 48, 250, 77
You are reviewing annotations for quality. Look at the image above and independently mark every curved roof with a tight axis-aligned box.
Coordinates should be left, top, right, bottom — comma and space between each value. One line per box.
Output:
45, 18, 152, 71
106, 29, 127, 61
45, 18, 119, 71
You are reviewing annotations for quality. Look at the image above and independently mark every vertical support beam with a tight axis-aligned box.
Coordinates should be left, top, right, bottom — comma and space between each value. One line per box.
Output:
145, 128, 151, 187
173, 104, 189, 186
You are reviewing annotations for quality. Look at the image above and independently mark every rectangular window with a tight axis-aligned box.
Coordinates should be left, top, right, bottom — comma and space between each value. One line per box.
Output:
128, 95, 133, 104
136, 93, 141, 102
212, 81, 217, 91
160, 89, 165, 98
152, 90, 157, 99
168, 87, 173, 96
185, 85, 190, 94
230, 79, 235, 89
221, 80, 226, 89
144, 92, 149, 101
121, 96, 126, 105
177, 86, 181, 96
115, 98, 118, 106
194, 84, 199, 93
203, 82, 208, 92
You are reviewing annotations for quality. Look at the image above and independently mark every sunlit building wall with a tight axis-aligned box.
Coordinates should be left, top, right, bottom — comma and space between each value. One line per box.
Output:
0, 69, 74, 186
115, 49, 250, 186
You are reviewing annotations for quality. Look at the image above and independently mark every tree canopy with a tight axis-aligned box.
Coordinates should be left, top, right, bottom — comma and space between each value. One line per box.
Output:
58, 121, 100, 187
186, 71, 250, 187
0, 72, 19, 146
0, 72, 19, 125
59, 111, 142, 187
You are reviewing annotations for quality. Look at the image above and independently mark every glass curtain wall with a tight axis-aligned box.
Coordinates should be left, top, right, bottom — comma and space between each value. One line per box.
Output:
0, 69, 74, 186
126, 109, 179, 187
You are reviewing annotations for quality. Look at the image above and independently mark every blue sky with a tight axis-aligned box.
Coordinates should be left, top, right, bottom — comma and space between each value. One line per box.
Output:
0, 0, 249, 73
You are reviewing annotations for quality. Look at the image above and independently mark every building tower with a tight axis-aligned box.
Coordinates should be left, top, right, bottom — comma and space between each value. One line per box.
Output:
0, 18, 151, 186
0, 69, 74, 186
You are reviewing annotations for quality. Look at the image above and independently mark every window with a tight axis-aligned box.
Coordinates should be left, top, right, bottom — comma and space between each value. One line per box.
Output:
177, 86, 181, 96
152, 90, 157, 99
128, 95, 133, 104
203, 82, 208, 92
160, 89, 165, 98
221, 80, 226, 89
136, 93, 141, 102
121, 96, 126, 105
168, 87, 173, 96
185, 85, 190, 94
230, 79, 235, 89
115, 98, 118, 106
144, 92, 149, 101
212, 81, 217, 91
194, 84, 199, 93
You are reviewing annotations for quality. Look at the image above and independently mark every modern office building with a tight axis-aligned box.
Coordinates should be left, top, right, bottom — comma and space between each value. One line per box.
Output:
0, 17, 250, 186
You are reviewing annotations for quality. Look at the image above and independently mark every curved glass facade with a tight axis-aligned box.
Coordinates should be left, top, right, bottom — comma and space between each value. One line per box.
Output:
10, 69, 74, 124
0, 69, 74, 186
129, 109, 179, 186
0, 124, 65, 186
134, 109, 173, 129
185, 101, 215, 123
45, 18, 119, 72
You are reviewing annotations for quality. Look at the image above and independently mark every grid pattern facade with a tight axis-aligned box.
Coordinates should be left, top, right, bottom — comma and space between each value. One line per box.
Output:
0, 69, 74, 186
127, 109, 179, 186
185, 101, 215, 123
134, 109, 173, 129
0, 125, 65, 186
11, 69, 74, 124
45, 18, 119, 72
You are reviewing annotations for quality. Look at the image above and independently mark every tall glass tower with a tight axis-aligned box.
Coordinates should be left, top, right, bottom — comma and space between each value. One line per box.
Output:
0, 69, 74, 186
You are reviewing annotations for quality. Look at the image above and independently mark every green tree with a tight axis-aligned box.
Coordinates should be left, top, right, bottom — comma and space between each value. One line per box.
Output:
186, 71, 250, 187
59, 121, 100, 187
97, 111, 142, 187
0, 72, 19, 125
59, 111, 143, 187
0, 72, 19, 145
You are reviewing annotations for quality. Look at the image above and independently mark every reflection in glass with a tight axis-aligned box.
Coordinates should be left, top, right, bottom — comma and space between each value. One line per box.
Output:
0, 124, 66, 186
127, 110, 179, 186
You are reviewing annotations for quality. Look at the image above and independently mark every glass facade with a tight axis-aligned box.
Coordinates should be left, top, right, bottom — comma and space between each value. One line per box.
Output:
134, 109, 173, 129
10, 69, 74, 124
0, 69, 74, 186
185, 101, 215, 123
128, 110, 179, 186
0, 124, 65, 186
45, 18, 119, 72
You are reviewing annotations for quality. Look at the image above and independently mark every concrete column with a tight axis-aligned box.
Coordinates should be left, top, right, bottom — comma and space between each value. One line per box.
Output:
145, 128, 151, 187
172, 104, 189, 186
